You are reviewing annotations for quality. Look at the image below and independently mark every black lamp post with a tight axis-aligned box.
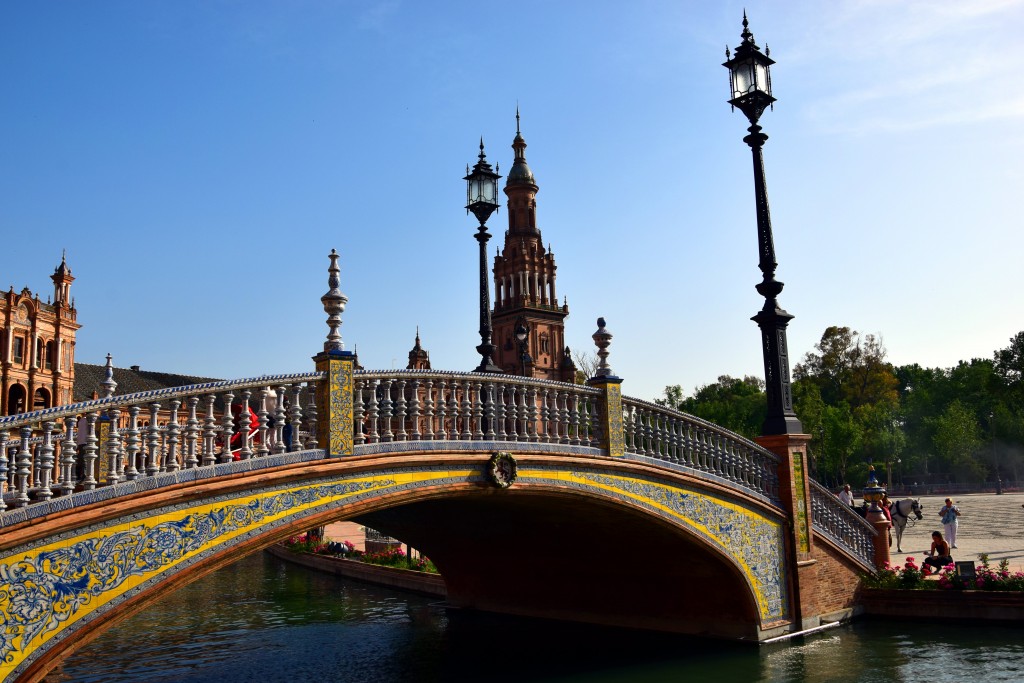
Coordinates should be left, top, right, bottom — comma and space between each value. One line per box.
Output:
465, 139, 503, 373
514, 317, 531, 376
724, 13, 802, 436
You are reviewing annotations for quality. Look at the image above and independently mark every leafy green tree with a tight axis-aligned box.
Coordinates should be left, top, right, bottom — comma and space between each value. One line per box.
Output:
929, 400, 984, 481
658, 376, 766, 440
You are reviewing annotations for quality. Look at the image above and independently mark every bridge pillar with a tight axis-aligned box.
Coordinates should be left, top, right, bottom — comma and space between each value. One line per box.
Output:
757, 432, 815, 630
586, 318, 625, 457
313, 351, 355, 457
314, 249, 354, 457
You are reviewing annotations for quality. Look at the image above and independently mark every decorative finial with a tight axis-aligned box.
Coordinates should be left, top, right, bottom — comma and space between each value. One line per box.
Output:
321, 249, 349, 352
101, 353, 117, 398
741, 10, 753, 43
516, 104, 521, 133
592, 317, 615, 378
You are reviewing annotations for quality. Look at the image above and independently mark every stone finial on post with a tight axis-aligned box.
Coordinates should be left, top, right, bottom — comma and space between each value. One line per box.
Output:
591, 317, 614, 379
586, 317, 625, 457
322, 248, 349, 352
314, 249, 355, 457
101, 353, 117, 398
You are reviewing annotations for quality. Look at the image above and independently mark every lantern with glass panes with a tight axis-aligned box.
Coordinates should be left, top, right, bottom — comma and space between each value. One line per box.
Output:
465, 139, 503, 373
723, 12, 775, 125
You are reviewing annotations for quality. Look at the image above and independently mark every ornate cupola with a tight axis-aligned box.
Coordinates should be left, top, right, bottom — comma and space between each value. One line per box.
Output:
491, 111, 575, 382
406, 327, 431, 370
51, 250, 74, 307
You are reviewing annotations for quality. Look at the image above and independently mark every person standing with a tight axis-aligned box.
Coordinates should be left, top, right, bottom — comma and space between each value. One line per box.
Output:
837, 484, 855, 507
939, 497, 961, 549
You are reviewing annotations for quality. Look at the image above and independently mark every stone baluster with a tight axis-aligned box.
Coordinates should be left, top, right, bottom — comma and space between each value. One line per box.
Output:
162, 400, 179, 471
568, 393, 581, 446
588, 398, 600, 448
14, 426, 33, 507
544, 389, 552, 444
366, 380, 380, 443
506, 386, 519, 441
255, 390, 270, 458
353, 380, 366, 446
184, 397, 201, 467
36, 420, 55, 501
409, 379, 421, 441
422, 379, 435, 439
273, 387, 287, 454
448, 381, 461, 440
0, 429, 7, 510
218, 393, 234, 463
644, 410, 655, 457
236, 391, 252, 460
471, 381, 484, 440
145, 404, 162, 474
483, 382, 496, 440
379, 379, 394, 442
59, 416, 78, 493
527, 386, 539, 443
304, 384, 318, 449
202, 395, 218, 465
123, 406, 141, 479
80, 413, 99, 488
495, 384, 507, 440
394, 379, 407, 441
106, 409, 123, 484
435, 380, 448, 439
288, 385, 303, 452
460, 380, 473, 440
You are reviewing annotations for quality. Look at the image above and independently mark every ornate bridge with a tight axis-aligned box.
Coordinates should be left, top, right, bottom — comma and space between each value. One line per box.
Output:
0, 255, 879, 683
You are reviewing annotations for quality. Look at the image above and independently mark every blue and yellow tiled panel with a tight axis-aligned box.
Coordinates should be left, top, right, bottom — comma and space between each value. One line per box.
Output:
314, 352, 354, 457
0, 459, 787, 682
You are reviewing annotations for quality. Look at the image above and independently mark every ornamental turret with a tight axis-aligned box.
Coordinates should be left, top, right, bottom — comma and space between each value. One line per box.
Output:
491, 111, 574, 382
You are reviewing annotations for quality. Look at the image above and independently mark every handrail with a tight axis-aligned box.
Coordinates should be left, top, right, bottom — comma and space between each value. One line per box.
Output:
620, 396, 781, 502
808, 479, 877, 570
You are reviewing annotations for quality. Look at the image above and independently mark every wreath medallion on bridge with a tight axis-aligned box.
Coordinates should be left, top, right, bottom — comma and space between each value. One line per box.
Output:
488, 452, 518, 489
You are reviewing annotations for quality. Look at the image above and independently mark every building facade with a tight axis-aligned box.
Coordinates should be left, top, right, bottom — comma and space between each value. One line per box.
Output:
1, 255, 80, 414
491, 120, 576, 382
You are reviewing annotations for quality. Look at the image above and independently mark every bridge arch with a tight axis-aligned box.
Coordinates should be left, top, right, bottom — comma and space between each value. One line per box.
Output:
0, 447, 788, 681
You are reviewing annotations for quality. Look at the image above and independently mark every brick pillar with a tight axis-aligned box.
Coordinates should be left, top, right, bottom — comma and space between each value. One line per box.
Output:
866, 509, 891, 568
313, 350, 355, 457
586, 375, 625, 457
757, 432, 814, 630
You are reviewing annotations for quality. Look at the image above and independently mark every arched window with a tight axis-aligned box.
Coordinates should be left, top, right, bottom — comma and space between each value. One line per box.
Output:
45, 340, 55, 370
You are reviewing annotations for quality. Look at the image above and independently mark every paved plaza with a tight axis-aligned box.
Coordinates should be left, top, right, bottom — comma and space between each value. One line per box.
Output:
880, 491, 1024, 572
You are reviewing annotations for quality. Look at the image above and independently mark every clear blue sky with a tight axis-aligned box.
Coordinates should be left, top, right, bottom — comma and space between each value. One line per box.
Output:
2, 1, 1021, 403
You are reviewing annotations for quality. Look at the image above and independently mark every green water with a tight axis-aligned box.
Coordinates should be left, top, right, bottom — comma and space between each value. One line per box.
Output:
44, 553, 1024, 683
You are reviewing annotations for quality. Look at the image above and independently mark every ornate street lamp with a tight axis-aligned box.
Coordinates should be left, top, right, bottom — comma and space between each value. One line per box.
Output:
514, 317, 531, 376
724, 13, 802, 436
465, 139, 503, 373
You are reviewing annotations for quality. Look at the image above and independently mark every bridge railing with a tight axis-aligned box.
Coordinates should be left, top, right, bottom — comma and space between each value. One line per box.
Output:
353, 370, 603, 447
0, 373, 322, 510
808, 479, 877, 569
620, 397, 781, 502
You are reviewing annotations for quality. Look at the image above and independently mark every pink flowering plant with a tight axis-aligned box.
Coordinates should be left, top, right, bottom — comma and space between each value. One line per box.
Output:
864, 555, 1024, 591
283, 536, 438, 573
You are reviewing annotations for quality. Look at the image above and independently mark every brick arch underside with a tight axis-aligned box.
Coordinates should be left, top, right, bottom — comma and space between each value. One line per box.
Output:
356, 491, 765, 639
3, 455, 781, 682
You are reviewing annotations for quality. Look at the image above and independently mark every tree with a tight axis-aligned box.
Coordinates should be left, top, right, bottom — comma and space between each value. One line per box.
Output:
571, 348, 600, 383
930, 400, 984, 481
658, 376, 766, 440
795, 326, 898, 409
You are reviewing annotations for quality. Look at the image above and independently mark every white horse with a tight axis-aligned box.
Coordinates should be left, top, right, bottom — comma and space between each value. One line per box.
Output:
890, 498, 924, 552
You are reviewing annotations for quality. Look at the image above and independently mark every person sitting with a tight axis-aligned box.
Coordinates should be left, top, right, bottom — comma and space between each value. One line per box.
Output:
922, 530, 953, 572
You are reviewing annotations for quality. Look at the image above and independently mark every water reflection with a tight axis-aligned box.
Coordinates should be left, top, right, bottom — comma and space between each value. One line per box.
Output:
46, 553, 1024, 683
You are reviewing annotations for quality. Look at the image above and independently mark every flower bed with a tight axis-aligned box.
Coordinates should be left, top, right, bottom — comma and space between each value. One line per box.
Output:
282, 533, 439, 574
859, 555, 1024, 622
863, 555, 1024, 592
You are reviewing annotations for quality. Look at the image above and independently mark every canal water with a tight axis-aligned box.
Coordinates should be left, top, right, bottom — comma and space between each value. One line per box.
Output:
45, 553, 1024, 683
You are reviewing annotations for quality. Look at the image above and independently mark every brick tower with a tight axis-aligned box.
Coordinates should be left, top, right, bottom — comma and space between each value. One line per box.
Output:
491, 114, 576, 382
